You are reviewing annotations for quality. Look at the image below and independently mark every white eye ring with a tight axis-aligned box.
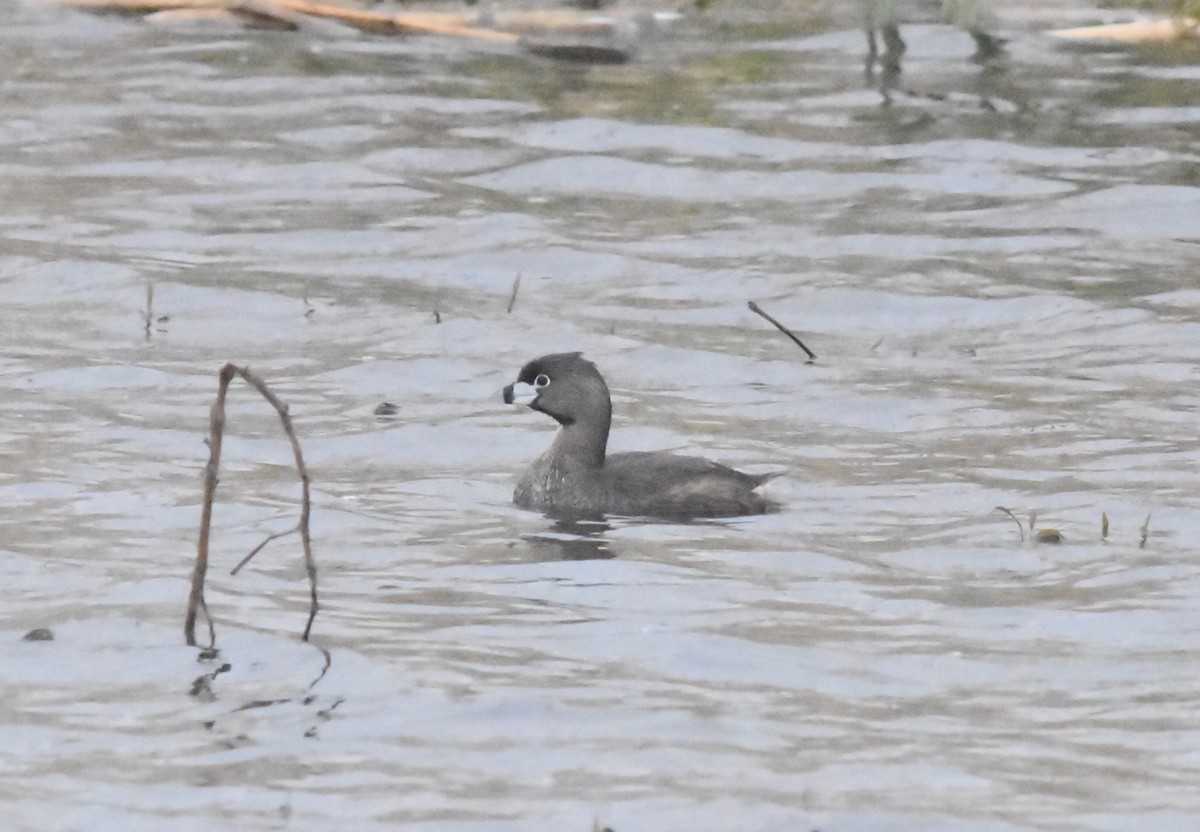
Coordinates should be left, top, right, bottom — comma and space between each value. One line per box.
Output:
534, 373, 550, 388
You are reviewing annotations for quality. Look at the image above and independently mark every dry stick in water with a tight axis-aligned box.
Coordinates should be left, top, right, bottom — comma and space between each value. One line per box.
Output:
184, 363, 232, 648
507, 272, 521, 313
265, 0, 520, 41
184, 363, 319, 647
747, 301, 816, 361
49, 0, 522, 41
993, 506, 1025, 542
143, 284, 154, 341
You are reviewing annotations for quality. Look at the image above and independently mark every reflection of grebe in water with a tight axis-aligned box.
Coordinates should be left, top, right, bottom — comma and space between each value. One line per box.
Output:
523, 517, 614, 562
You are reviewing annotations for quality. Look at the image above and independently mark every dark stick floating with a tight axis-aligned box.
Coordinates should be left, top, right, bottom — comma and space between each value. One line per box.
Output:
747, 301, 816, 361
503, 352, 779, 520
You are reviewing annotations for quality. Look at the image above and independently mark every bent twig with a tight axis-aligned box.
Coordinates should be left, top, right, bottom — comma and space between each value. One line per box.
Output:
748, 301, 816, 361
184, 363, 319, 647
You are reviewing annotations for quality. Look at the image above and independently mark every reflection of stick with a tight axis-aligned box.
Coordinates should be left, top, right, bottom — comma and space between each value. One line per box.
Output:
184, 363, 319, 647
748, 301, 816, 360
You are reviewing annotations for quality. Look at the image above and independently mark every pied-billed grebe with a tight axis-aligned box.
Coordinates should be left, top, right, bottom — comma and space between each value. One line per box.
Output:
503, 352, 778, 520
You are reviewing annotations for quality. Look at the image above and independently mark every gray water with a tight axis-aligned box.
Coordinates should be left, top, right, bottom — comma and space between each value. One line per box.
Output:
3, 1, 1200, 830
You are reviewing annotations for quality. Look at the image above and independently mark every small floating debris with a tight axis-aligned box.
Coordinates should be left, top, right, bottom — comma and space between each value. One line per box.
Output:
994, 508, 1063, 544
1049, 17, 1200, 44
1033, 528, 1063, 545
373, 401, 399, 417
22, 628, 54, 642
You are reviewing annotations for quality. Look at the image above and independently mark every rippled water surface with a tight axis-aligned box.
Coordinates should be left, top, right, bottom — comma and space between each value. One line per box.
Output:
3, 1, 1200, 830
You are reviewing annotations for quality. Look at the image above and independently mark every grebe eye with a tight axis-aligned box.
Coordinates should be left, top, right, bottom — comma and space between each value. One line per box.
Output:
534, 374, 550, 388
